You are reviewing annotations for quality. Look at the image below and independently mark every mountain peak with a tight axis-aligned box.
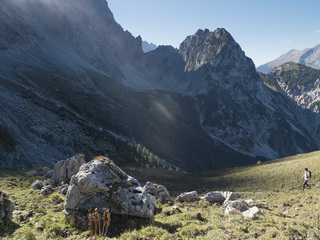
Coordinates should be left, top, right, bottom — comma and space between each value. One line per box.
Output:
179, 28, 249, 71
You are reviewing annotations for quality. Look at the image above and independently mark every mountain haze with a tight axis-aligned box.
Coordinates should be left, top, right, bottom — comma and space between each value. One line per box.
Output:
257, 44, 320, 73
0, 0, 319, 171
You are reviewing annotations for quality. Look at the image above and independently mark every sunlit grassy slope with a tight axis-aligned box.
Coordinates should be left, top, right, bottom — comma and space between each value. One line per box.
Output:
127, 150, 320, 193
1, 151, 320, 239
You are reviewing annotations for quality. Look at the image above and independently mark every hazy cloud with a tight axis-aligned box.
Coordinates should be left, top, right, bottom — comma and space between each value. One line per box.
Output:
317, 30, 320, 34
285, 39, 293, 43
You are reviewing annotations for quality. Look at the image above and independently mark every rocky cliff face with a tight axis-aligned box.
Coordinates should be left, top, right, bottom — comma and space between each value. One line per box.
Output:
264, 63, 320, 147
0, 0, 319, 171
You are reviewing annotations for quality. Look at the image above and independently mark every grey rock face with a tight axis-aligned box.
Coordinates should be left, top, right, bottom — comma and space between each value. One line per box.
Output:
176, 191, 198, 203
0, 190, 15, 225
51, 154, 86, 185
63, 157, 157, 227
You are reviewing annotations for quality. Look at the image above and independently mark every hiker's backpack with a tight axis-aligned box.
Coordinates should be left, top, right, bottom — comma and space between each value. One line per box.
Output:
308, 171, 312, 178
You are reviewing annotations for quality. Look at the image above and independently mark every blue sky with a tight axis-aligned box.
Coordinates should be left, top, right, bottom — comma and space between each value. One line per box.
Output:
107, 0, 320, 67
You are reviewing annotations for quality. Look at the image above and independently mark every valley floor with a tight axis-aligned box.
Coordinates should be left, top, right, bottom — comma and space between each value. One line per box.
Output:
1, 151, 320, 239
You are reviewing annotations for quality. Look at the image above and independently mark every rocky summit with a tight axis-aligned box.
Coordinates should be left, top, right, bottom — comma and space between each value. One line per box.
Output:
0, 0, 320, 172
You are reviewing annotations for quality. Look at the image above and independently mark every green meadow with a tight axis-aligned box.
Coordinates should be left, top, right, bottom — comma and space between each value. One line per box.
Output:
1, 151, 320, 239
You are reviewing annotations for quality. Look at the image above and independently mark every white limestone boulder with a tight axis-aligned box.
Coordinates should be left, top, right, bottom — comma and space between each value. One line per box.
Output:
63, 157, 157, 227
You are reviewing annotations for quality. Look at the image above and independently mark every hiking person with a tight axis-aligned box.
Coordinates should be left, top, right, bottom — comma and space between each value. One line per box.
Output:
302, 167, 311, 190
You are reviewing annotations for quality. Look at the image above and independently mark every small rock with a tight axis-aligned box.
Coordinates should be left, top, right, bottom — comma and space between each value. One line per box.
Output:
176, 191, 198, 203
44, 178, 55, 186
25, 170, 38, 177
59, 184, 69, 195
155, 185, 173, 203
43, 170, 53, 179
171, 206, 180, 211
225, 200, 248, 214
244, 199, 256, 207
41, 185, 54, 195
143, 181, 157, 195
31, 180, 43, 190
0, 190, 15, 224
242, 206, 263, 219
201, 191, 236, 204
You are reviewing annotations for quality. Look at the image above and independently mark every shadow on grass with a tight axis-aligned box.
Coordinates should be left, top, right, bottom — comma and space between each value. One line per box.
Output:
0, 221, 20, 237
154, 221, 181, 233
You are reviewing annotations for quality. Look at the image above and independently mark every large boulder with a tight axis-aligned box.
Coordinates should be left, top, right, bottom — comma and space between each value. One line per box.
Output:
0, 189, 15, 225
51, 154, 86, 185
63, 157, 157, 227
201, 191, 237, 204
176, 191, 198, 203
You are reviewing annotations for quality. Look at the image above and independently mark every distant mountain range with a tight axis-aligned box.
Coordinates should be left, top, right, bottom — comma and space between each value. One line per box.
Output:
1, 0, 320, 172
142, 41, 157, 53
257, 44, 320, 73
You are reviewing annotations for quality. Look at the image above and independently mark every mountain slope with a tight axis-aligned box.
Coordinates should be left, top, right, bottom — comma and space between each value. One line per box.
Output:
263, 62, 320, 147
0, 0, 319, 171
257, 44, 320, 73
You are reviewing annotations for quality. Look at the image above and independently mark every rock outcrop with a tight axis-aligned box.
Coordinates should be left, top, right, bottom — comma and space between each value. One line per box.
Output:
63, 157, 157, 227
0, 189, 15, 225
51, 154, 86, 185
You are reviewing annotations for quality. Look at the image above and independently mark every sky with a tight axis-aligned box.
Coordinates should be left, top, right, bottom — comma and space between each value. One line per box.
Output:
107, 0, 320, 67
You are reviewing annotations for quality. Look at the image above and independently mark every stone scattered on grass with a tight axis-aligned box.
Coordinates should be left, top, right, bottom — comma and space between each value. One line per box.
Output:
0, 189, 15, 225
41, 185, 54, 195
176, 191, 198, 203
31, 180, 43, 190
201, 191, 237, 204
143, 182, 173, 204
242, 206, 263, 219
